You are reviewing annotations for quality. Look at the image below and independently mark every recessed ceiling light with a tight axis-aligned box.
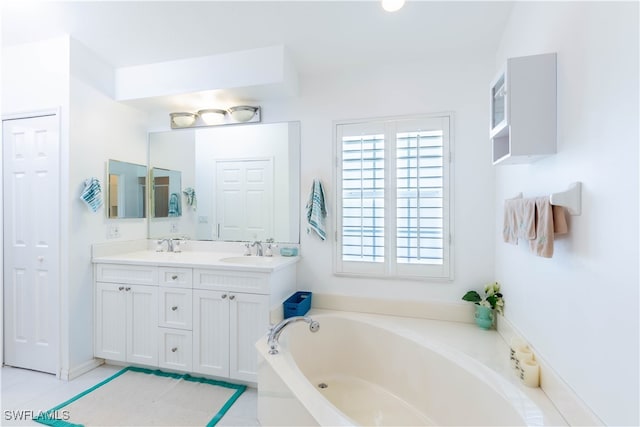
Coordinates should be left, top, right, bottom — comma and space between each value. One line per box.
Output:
382, 0, 405, 12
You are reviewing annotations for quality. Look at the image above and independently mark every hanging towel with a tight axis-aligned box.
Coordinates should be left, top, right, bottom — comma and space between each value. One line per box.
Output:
503, 196, 536, 244
80, 177, 103, 213
529, 198, 569, 258
168, 193, 181, 217
183, 187, 197, 211
306, 179, 327, 240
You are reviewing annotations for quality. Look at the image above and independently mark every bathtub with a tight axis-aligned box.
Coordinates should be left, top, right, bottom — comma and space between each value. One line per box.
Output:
256, 311, 566, 426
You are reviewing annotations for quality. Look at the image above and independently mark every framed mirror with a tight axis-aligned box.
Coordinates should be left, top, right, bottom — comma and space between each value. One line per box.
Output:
148, 121, 301, 243
106, 159, 147, 219
150, 167, 182, 218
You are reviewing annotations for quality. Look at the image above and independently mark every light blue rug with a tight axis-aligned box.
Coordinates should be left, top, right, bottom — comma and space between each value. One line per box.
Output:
35, 366, 246, 427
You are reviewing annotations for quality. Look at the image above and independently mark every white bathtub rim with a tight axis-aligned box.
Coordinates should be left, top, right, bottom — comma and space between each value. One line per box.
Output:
259, 311, 554, 426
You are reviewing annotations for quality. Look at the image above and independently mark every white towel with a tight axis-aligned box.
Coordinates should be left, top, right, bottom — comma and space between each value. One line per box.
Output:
80, 178, 103, 213
183, 187, 197, 210
306, 179, 327, 240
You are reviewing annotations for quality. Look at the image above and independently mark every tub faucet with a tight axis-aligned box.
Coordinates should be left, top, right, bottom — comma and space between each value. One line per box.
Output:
267, 316, 320, 355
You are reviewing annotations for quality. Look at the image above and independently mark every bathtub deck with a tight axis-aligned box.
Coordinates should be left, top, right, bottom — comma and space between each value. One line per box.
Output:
312, 374, 435, 426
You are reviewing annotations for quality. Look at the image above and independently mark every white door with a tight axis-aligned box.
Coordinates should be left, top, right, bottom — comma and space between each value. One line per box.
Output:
3, 114, 60, 374
229, 292, 269, 382
215, 159, 273, 241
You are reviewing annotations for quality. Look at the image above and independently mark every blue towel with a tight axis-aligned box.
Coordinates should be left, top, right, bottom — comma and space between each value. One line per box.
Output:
306, 179, 327, 240
80, 177, 103, 213
183, 187, 197, 210
168, 193, 181, 217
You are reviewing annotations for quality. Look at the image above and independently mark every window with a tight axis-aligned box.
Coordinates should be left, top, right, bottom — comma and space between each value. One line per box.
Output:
335, 114, 452, 279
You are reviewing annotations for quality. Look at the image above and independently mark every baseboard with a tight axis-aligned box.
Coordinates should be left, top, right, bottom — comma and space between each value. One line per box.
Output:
496, 314, 604, 426
60, 358, 104, 381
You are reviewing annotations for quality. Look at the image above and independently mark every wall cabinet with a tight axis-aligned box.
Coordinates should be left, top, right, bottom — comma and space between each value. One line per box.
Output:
94, 258, 296, 384
490, 52, 557, 164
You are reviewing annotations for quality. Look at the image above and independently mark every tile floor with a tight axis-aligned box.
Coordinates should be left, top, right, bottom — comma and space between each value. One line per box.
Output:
1, 364, 259, 426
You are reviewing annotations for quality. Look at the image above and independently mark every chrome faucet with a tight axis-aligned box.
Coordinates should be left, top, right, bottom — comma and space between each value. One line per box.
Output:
251, 241, 264, 256
267, 316, 320, 355
157, 238, 175, 252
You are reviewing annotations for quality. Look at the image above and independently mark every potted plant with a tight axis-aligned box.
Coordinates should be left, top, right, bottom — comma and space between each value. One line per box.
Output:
462, 282, 504, 329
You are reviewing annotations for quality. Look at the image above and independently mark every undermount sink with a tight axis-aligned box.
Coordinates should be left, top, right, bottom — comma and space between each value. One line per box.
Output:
220, 256, 280, 266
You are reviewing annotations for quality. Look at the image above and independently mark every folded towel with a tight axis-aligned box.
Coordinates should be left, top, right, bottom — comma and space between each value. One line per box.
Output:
503, 196, 536, 244
306, 179, 327, 240
183, 187, 197, 210
168, 193, 181, 217
80, 177, 103, 213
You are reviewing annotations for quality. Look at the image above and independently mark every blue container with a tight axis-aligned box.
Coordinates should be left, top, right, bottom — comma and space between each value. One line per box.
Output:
283, 291, 312, 319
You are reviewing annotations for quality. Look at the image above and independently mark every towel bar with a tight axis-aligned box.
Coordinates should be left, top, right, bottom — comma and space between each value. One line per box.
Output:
550, 182, 582, 216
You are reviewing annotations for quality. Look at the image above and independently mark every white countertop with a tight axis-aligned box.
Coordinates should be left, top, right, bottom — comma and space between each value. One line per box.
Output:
92, 250, 300, 272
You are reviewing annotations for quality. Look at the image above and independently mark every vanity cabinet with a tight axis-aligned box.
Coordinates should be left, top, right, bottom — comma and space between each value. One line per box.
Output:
192, 269, 271, 383
93, 254, 296, 384
95, 281, 158, 366
490, 52, 557, 164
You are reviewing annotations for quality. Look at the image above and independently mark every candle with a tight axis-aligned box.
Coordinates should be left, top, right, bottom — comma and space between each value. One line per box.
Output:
520, 359, 540, 387
509, 337, 526, 368
514, 345, 533, 370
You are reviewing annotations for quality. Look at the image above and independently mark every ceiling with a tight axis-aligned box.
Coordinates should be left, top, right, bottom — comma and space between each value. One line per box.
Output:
2, 1, 513, 113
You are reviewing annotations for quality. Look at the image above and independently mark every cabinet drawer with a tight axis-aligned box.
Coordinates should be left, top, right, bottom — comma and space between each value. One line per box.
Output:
158, 267, 192, 288
193, 269, 268, 294
158, 328, 192, 372
159, 287, 193, 330
96, 264, 157, 285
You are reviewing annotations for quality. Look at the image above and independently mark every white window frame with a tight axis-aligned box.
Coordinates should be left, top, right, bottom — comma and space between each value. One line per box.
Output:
333, 113, 454, 280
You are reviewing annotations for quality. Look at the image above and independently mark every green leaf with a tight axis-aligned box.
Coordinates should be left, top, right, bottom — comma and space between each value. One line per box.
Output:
486, 295, 498, 309
462, 291, 481, 303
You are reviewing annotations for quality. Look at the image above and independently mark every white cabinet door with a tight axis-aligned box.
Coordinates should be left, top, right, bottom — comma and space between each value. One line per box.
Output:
193, 289, 230, 377
159, 287, 192, 330
126, 285, 158, 366
229, 292, 269, 382
95, 282, 127, 362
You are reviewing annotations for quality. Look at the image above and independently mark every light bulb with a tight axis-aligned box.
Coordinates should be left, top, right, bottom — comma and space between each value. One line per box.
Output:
382, 0, 405, 12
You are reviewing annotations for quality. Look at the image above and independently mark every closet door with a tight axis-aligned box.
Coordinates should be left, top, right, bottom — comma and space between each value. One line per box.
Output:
3, 113, 60, 374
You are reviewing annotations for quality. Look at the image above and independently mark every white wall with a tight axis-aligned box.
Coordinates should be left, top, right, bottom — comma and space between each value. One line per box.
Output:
68, 39, 149, 374
260, 52, 497, 302
493, 2, 639, 425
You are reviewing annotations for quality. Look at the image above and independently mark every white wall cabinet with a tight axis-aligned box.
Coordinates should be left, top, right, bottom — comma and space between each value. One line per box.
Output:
94, 257, 296, 384
95, 282, 158, 366
490, 52, 557, 164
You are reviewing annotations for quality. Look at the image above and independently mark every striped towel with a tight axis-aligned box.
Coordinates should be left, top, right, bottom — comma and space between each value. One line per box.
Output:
183, 187, 197, 210
168, 193, 181, 217
80, 177, 103, 213
306, 179, 327, 240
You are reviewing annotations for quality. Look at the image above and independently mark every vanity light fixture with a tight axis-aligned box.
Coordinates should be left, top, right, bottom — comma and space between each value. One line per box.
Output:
197, 108, 227, 125
228, 105, 258, 123
382, 0, 405, 12
170, 105, 260, 129
170, 112, 197, 128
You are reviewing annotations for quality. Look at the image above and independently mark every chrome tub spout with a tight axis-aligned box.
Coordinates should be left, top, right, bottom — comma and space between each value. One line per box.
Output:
267, 316, 319, 355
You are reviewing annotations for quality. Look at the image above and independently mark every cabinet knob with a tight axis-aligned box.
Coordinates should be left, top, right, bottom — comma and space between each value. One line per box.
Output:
171, 347, 178, 353
221, 294, 227, 299
118, 286, 124, 291
171, 275, 178, 280
171, 306, 178, 311
229, 295, 236, 300
125, 287, 131, 291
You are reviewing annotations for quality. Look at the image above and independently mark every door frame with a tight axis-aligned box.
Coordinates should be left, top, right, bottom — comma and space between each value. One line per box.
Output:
1, 108, 62, 377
